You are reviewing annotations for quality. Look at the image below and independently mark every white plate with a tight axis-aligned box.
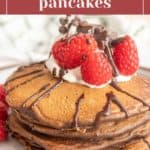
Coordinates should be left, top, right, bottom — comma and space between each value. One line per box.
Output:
0, 137, 22, 150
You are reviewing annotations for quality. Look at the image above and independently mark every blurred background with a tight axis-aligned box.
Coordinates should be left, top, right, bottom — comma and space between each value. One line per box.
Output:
0, 15, 150, 83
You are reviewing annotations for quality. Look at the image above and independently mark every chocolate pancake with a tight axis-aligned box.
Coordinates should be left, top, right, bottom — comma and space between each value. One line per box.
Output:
5, 62, 150, 130
13, 132, 150, 150
14, 110, 150, 140
8, 114, 150, 150
5, 62, 150, 149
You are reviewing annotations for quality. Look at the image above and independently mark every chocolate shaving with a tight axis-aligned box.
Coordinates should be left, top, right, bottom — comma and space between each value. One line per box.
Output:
93, 27, 107, 41
59, 17, 68, 26
59, 26, 68, 34
77, 24, 92, 33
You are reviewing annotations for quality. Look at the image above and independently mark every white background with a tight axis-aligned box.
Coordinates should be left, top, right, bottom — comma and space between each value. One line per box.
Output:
0, 15, 150, 149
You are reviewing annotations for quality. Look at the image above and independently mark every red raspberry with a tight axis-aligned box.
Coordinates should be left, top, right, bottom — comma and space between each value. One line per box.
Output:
0, 101, 8, 121
0, 85, 6, 103
0, 121, 8, 142
0, 121, 5, 127
113, 35, 139, 76
81, 52, 113, 86
52, 33, 97, 69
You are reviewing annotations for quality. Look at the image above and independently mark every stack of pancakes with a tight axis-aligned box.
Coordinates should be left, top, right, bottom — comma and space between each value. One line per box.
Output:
5, 62, 150, 150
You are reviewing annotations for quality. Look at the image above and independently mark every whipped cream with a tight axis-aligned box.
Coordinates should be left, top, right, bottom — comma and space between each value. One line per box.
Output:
45, 55, 132, 88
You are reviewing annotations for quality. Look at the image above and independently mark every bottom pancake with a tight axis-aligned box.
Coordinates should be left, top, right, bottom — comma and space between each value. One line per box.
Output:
14, 110, 150, 140
8, 114, 150, 150
12, 134, 150, 150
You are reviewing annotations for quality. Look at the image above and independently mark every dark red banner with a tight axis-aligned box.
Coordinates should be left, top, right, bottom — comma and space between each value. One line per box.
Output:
144, 0, 150, 14
7, 0, 39, 14
0, 0, 149, 14
6, 0, 142, 14
0, 0, 6, 14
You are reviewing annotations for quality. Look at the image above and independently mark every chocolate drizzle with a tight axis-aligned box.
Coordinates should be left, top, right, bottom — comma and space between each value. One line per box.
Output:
7, 72, 45, 93
21, 83, 50, 107
9, 111, 150, 149
52, 68, 57, 77
59, 68, 67, 79
106, 92, 129, 117
110, 80, 150, 109
30, 80, 63, 107
16, 61, 45, 72
143, 138, 150, 148
6, 69, 43, 85
95, 92, 129, 129
111, 37, 124, 47
52, 67, 68, 79
101, 96, 112, 116
104, 42, 119, 76
72, 94, 84, 129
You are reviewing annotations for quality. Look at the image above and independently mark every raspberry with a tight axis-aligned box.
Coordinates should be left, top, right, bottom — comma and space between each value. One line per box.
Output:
0, 112, 8, 121
0, 101, 8, 121
113, 35, 139, 76
0, 121, 8, 142
52, 33, 97, 69
0, 121, 5, 127
0, 85, 6, 103
81, 52, 113, 86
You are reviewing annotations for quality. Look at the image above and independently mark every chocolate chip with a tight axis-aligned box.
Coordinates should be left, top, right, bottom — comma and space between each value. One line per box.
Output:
59, 26, 68, 34
59, 17, 68, 25
94, 27, 101, 33
71, 16, 81, 26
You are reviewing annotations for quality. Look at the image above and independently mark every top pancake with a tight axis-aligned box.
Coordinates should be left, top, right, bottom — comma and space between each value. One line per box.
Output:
5, 62, 150, 129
